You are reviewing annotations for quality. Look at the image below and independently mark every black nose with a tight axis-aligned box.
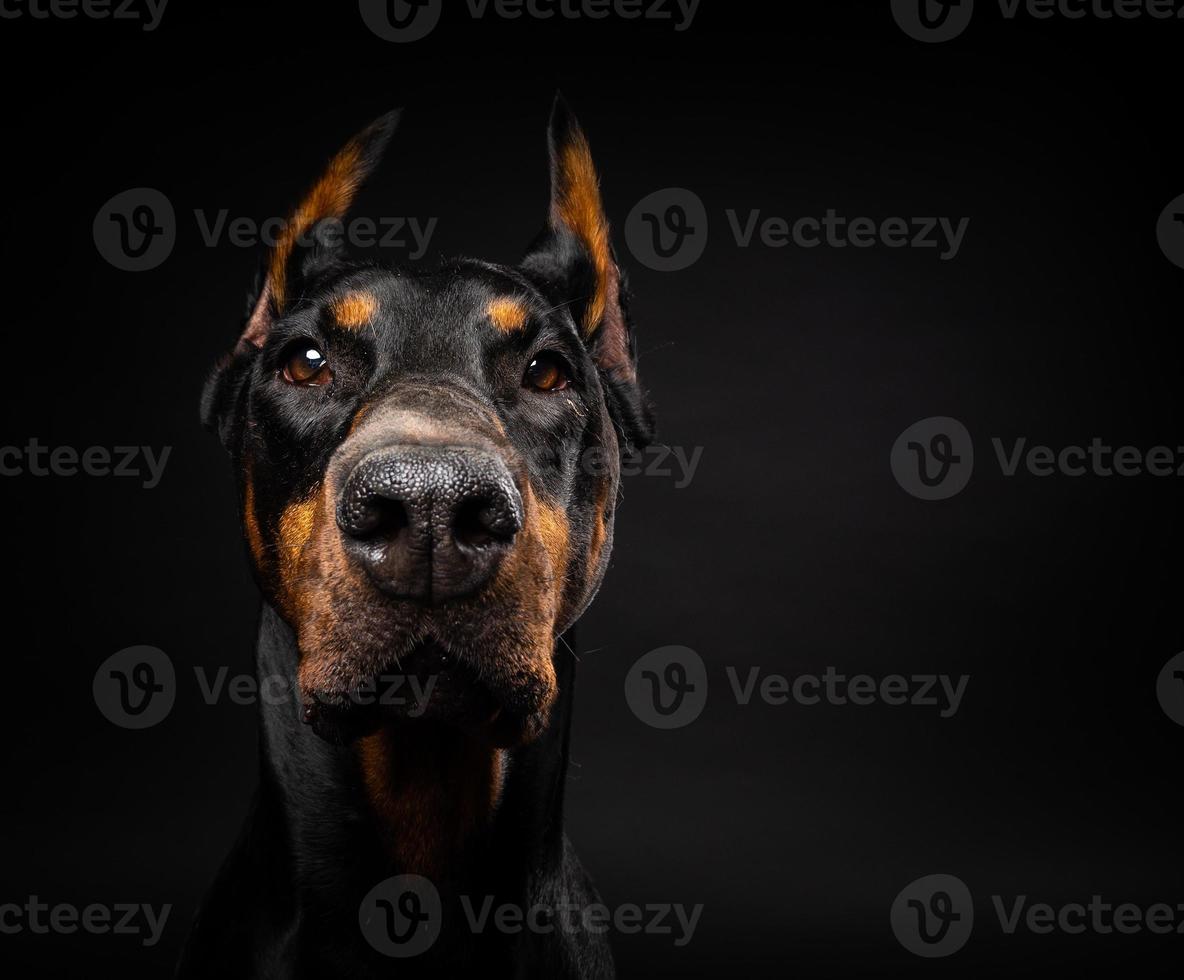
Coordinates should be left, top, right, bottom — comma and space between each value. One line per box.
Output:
336, 446, 522, 602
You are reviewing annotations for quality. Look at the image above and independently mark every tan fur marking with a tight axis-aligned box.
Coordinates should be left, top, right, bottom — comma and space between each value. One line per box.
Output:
487, 297, 530, 334
331, 291, 378, 330
347, 401, 378, 437
359, 730, 503, 877
277, 493, 320, 586
587, 480, 610, 584
268, 129, 374, 311
242, 464, 265, 570
534, 498, 571, 604
553, 133, 611, 335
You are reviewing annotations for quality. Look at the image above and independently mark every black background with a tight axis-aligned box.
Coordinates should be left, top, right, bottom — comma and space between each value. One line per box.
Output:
2, 0, 1183, 975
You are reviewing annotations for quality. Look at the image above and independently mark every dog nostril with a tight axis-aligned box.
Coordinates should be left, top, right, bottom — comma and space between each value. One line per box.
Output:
343, 495, 410, 541
453, 496, 515, 549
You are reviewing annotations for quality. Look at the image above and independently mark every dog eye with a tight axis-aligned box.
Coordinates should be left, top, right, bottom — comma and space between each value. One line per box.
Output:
282, 345, 332, 387
523, 352, 570, 392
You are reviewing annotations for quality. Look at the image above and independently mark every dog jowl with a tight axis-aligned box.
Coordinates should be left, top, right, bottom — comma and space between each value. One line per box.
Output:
188, 99, 651, 977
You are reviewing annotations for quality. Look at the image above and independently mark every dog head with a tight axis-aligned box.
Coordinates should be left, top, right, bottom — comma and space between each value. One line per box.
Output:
202, 99, 652, 747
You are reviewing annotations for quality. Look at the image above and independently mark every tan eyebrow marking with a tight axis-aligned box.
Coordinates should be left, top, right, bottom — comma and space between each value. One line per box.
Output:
487, 297, 530, 334
331, 290, 379, 330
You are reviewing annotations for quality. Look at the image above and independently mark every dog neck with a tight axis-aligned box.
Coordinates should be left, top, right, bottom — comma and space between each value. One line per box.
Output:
356, 723, 504, 878
252, 603, 574, 897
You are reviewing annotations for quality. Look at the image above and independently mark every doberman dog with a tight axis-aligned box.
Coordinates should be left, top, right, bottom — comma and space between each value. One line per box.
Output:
178, 97, 652, 978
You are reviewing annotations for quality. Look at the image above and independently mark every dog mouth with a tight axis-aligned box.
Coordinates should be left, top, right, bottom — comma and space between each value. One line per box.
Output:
299, 639, 535, 747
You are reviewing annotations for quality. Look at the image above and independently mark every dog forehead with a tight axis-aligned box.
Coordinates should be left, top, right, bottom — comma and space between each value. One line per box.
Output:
323, 264, 545, 342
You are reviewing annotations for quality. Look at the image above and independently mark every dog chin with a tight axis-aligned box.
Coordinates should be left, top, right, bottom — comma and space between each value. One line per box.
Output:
296, 638, 553, 749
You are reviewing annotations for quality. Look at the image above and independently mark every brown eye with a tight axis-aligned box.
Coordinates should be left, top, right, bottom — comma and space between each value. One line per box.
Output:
282, 346, 332, 386
524, 352, 570, 392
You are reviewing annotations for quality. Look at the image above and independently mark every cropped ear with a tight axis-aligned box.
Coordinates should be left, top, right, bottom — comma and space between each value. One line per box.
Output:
522, 96, 652, 447
202, 111, 399, 447
522, 97, 636, 380
239, 110, 401, 351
